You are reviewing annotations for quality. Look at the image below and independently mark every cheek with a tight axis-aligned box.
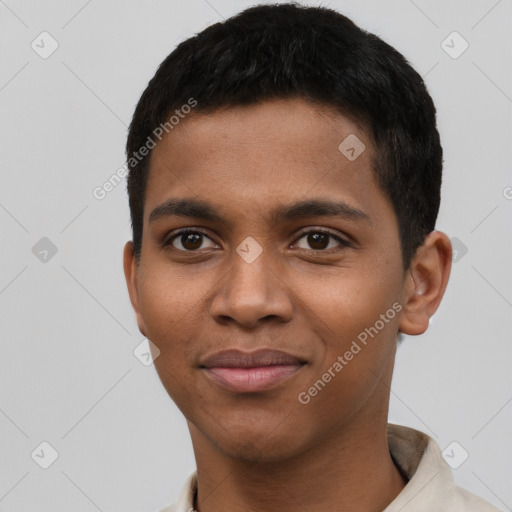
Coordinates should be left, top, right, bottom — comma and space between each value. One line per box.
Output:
137, 268, 203, 373
295, 262, 401, 342
294, 265, 401, 404
138, 270, 204, 410
138, 260, 203, 329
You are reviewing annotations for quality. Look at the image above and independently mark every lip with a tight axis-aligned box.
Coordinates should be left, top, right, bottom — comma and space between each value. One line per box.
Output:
200, 349, 306, 393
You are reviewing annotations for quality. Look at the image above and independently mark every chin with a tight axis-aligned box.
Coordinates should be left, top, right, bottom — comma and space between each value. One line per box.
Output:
217, 434, 300, 463
202, 415, 311, 464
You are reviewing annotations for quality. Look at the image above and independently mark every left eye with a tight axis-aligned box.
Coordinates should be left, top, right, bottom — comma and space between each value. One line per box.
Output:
293, 230, 348, 251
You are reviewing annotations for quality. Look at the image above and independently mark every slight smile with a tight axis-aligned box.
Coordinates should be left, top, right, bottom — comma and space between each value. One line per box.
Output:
200, 349, 307, 393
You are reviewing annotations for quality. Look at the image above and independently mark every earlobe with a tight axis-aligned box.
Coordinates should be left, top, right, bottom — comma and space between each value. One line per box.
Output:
398, 231, 452, 336
123, 241, 147, 337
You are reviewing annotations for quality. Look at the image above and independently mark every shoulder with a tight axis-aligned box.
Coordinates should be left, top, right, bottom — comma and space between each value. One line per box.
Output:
450, 486, 503, 512
386, 424, 503, 512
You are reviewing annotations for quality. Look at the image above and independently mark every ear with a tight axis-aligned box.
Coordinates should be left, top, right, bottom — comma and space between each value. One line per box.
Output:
399, 231, 452, 336
123, 241, 147, 337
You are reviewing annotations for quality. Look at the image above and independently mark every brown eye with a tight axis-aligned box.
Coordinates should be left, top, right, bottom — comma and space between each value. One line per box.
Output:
167, 229, 217, 251
294, 230, 349, 251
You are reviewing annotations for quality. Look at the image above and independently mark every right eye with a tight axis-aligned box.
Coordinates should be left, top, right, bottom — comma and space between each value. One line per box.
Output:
165, 229, 218, 251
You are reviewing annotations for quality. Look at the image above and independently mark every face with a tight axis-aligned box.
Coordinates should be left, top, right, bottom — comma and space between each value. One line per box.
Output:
124, 98, 411, 462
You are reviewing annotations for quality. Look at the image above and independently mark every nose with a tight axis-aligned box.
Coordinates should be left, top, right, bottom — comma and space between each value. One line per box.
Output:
209, 251, 294, 329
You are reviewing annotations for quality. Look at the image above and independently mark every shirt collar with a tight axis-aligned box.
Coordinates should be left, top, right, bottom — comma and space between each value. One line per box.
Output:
384, 423, 453, 511
163, 424, 473, 512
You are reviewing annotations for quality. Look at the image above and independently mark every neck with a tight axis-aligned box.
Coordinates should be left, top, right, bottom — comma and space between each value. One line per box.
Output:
189, 414, 407, 512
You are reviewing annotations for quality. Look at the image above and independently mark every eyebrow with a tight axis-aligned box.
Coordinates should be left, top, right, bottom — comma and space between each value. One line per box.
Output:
148, 197, 371, 226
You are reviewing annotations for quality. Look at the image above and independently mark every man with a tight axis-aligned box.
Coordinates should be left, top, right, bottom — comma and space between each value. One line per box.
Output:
123, 3, 501, 511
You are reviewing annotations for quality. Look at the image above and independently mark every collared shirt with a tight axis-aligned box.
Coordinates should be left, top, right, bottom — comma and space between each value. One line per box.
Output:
157, 423, 502, 512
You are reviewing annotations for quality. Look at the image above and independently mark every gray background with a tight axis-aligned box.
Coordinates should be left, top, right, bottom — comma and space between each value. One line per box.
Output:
0, 0, 511, 511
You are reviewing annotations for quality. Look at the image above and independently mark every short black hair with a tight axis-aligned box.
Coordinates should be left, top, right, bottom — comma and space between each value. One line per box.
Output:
126, 2, 443, 270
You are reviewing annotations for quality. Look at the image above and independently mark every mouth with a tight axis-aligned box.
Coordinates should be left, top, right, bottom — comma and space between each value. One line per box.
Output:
200, 349, 307, 393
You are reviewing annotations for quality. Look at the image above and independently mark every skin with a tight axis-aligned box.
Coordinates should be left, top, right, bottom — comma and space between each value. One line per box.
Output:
124, 98, 452, 512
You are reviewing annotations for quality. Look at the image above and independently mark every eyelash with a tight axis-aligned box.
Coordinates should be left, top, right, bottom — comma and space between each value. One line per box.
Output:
163, 228, 351, 252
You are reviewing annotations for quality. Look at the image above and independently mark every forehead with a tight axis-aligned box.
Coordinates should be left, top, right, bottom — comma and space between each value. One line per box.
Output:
144, 98, 388, 227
